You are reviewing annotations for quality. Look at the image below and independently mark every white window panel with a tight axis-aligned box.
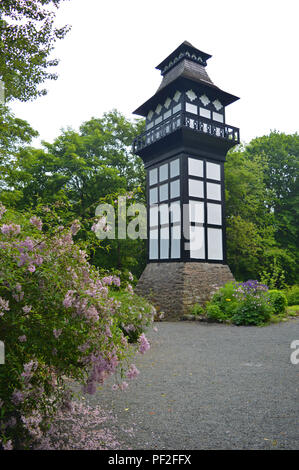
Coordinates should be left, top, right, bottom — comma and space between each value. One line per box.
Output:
213, 99, 223, 111
149, 229, 158, 260
206, 162, 221, 181
170, 179, 180, 199
171, 225, 181, 259
173, 103, 182, 114
170, 159, 180, 178
159, 164, 168, 182
160, 226, 169, 259
155, 116, 162, 125
186, 103, 197, 114
164, 110, 171, 120
189, 200, 204, 223
155, 104, 162, 115
186, 89, 197, 102
146, 122, 154, 130
207, 182, 221, 201
149, 168, 157, 186
149, 187, 158, 204
159, 204, 169, 225
189, 179, 204, 198
213, 112, 224, 123
149, 205, 158, 227
173, 91, 181, 102
164, 97, 171, 109
200, 94, 210, 106
159, 183, 168, 202
199, 107, 211, 119
170, 202, 181, 223
208, 228, 223, 260
190, 225, 205, 259
188, 158, 203, 177
207, 203, 222, 225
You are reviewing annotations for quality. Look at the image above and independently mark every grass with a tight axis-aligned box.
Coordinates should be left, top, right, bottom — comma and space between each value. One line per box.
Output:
286, 305, 299, 316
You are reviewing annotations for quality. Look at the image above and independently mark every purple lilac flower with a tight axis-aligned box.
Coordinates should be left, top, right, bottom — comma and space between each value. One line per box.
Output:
11, 390, 24, 405
30, 216, 43, 231
138, 333, 150, 354
126, 364, 140, 380
53, 329, 62, 339
18, 335, 27, 342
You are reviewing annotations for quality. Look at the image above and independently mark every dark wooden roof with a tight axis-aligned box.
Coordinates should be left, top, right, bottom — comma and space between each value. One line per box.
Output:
133, 41, 239, 117
156, 58, 216, 93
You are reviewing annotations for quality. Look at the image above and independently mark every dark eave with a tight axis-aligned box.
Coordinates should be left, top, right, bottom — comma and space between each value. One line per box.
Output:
156, 41, 212, 75
133, 76, 239, 117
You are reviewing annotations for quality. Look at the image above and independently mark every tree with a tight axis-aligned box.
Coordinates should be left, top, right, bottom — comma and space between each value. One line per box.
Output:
0, 0, 70, 102
245, 132, 299, 283
0, 110, 147, 275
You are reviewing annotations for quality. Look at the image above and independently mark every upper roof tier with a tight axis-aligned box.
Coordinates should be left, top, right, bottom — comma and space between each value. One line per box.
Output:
133, 41, 239, 117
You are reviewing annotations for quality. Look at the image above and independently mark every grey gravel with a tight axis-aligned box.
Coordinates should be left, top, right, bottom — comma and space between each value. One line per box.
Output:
81, 320, 299, 450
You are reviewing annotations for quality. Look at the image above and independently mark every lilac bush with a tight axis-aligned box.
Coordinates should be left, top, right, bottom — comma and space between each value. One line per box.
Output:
0, 204, 153, 449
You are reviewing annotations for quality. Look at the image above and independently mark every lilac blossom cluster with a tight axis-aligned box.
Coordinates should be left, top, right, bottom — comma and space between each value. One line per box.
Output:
0, 204, 153, 449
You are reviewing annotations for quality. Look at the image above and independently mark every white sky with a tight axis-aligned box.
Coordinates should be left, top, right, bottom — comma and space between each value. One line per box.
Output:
10, 0, 299, 146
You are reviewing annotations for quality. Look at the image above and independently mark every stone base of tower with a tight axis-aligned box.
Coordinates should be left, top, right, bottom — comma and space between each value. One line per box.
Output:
136, 262, 235, 320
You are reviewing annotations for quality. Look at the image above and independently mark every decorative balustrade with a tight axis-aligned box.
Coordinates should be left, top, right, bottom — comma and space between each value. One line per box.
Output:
133, 111, 240, 153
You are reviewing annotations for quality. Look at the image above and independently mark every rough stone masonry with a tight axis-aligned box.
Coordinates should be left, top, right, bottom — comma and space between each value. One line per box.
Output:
136, 262, 234, 320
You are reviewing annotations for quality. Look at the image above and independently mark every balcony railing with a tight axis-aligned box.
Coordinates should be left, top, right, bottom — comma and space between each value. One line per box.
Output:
133, 111, 240, 153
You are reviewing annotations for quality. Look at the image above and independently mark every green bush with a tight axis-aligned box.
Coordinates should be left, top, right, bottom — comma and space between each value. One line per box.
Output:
268, 290, 288, 314
206, 303, 227, 323
190, 304, 204, 316
285, 285, 299, 306
210, 282, 238, 318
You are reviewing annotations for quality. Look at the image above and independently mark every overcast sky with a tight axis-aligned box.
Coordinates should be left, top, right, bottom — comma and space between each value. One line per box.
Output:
10, 0, 299, 146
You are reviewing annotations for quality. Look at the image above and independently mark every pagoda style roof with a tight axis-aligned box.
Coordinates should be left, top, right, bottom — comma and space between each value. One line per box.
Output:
133, 41, 239, 117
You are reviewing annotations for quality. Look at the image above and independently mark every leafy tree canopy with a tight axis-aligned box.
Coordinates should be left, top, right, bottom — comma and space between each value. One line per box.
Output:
0, 0, 70, 101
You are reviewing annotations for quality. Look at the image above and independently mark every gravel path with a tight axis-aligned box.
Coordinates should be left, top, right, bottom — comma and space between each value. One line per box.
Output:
82, 320, 299, 450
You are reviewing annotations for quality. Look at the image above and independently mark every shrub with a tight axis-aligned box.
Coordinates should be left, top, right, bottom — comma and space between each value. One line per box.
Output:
190, 304, 204, 316
285, 285, 299, 306
206, 304, 227, 323
0, 204, 153, 449
268, 290, 288, 314
209, 282, 238, 318
231, 280, 271, 325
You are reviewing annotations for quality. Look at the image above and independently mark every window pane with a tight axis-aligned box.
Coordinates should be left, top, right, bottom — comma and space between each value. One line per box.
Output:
170, 159, 180, 178
149, 229, 158, 260
149, 168, 157, 186
159, 164, 168, 182
173, 103, 182, 114
208, 228, 223, 260
206, 162, 221, 181
189, 179, 204, 198
207, 182, 221, 201
149, 187, 158, 204
199, 107, 211, 119
189, 200, 204, 223
189, 225, 205, 259
159, 183, 168, 202
164, 110, 171, 120
160, 226, 169, 259
170, 202, 181, 223
186, 103, 197, 114
171, 225, 181, 259
213, 112, 224, 123
188, 158, 203, 177
150, 205, 158, 227
170, 179, 180, 199
207, 203, 222, 225
159, 204, 169, 225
